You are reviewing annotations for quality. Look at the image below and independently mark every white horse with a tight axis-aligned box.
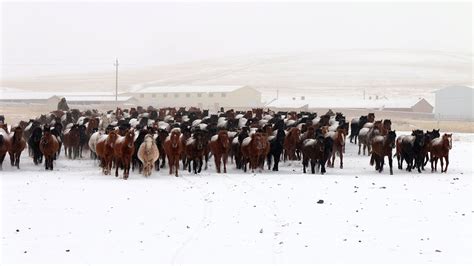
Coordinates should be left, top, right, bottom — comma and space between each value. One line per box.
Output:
137, 134, 160, 177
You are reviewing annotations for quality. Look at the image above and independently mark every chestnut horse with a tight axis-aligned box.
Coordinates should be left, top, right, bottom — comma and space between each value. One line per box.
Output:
429, 133, 452, 173
241, 132, 269, 172
326, 127, 345, 169
370, 130, 397, 175
39, 126, 60, 170
209, 130, 230, 173
95, 131, 118, 175
284, 127, 300, 161
114, 129, 135, 179
8, 126, 27, 169
164, 128, 183, 177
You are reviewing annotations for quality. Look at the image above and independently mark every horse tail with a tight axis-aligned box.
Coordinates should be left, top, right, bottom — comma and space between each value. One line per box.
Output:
0, 135, 3, 147
370, 153, 375, 166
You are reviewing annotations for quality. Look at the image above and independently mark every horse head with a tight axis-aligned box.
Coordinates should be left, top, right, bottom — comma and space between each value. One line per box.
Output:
218, 130, 229, 149
443, 133, 452, 150
387, 130, 397, 148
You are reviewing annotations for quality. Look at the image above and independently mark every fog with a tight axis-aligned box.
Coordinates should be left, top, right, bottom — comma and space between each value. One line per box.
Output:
1, 1, 472, 78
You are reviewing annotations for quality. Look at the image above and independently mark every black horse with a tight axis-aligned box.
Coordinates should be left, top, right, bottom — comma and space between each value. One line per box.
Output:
266, 128, 286, 171
28, 126, 43, 165
349, 115, 368, 144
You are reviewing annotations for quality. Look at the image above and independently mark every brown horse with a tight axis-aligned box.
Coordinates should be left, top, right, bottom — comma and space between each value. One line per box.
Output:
241, 132, 269, 172
184, 130, 206, 174
326, 128, 345, 168
209, 130, 230, 173
284, 127, 300, 161
164, 128, 183, 177
429, 133, 452, 173
0, 125, 11, 170
114, 129, 135, 179
370, 130, 397, 175
63, 124, 80, 159
39, 126, 60, 170
95, 131, 118, 175
8, 126, 27, 169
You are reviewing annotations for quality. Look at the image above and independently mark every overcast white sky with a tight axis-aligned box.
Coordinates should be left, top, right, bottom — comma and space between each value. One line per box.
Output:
1, 1, 472, 78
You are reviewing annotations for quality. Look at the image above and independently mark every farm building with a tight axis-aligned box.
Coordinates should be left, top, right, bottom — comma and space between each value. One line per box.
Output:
266, 96, 433, 113
0, 88, 137, 106
434, 85, 474, 121
125, 85, 262, 110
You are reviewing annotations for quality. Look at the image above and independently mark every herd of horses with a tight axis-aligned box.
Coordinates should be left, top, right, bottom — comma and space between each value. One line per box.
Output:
0, 106, 453, 178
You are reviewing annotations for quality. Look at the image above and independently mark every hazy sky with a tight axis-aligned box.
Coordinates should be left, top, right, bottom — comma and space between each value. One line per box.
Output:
1, 1, 472, 78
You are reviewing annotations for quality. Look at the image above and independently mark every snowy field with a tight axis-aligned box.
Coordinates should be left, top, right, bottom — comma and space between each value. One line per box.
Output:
1, 133, 472, 264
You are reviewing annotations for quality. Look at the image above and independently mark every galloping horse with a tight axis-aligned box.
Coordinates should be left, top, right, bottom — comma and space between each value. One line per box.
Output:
39, 126, 60, 170
326, 127, 345, 169
209, 130, 230, 173
370, 130, 397, 175
164, 128, 183, 177
284, 127, 300, 161
95, 131, 118, 175
137, 134, 159, 177
429, 133, 452, 173
114, 129, 135, 179
185, 130, 206, 174
241, 132, 269, 172
63, 124, 80, 159
8, 126, 27, 169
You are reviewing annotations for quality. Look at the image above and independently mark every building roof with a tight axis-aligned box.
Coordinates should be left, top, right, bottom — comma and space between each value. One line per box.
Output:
434, 85, 473, 94
266, 96, 432, 109
63, 95, 136, 102
130, 85, 248, 94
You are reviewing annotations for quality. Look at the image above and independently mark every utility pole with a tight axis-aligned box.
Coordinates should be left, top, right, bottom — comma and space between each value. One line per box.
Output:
114, 58, 119, 102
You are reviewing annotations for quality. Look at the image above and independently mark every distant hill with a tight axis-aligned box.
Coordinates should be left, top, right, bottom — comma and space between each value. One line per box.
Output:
2, 49, 471, 101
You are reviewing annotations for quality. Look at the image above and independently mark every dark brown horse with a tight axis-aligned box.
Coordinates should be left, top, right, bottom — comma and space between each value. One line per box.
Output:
63, 124, 80, 159
96, 131, 118, 175
39, 126, 60, 170
429, 133, 452, 173
184, 130, 206, 174
114, 129, 135, 179
301, 136, 333, 174
370, 130, 397, 175
164, 128, 183, 177
209, 130, 230, 173
8, 126, 27, 169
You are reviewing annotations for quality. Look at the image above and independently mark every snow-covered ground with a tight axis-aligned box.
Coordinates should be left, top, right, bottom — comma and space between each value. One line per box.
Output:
1, 133, 472, 264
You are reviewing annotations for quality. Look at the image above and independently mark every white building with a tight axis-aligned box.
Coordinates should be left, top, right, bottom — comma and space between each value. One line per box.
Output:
434, 86, 474, 121
125, 85, 262, 110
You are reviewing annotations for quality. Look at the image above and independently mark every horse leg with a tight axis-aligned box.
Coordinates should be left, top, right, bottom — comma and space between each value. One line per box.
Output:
339, 148, 343, 169
16, 152, 21, 169
223, 154, 228, 173
214, 155, 221, 173
388, 154, 393, 175
205, 153, 209, 170
168, 159, 173, 175
9, 152, 14, 166
175, 158, 179, 177
267, 154, 272, 170
273, 153, 280, 171
115, 158, 119, 177
310, 160, 316, 174
444, 155, 449, 173
439, 157, 444, 173
198, 158, 203, 173
379, 156, 384, 173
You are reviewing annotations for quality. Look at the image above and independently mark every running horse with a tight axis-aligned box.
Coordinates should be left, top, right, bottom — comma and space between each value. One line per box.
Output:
429, 133, 452, 173
8, 126, 27, 169
164, 128, 183, 177
0, 124, 11, 170
209, 130, 230, 173
39, 125, 60, 170
114, 129, 135, 179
